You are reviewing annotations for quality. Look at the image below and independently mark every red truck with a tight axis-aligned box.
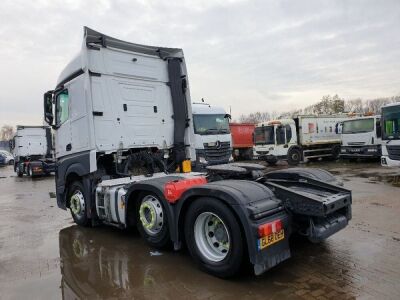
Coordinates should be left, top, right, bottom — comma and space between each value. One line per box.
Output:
230, 123, 256, 160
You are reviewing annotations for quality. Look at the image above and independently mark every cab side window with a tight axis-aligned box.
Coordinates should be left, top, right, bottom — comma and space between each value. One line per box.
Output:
276, 126, 286, 145
56, 90, 69, 125
285, 125, 292, 143
376, 119, 382, 138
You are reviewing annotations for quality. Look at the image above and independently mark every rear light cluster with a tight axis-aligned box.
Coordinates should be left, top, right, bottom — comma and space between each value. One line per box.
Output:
164, 177, 207, 203
258, 219, 282, 237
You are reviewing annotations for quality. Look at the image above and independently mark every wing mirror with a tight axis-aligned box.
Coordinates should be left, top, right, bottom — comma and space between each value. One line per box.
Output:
44, 91, 54, 126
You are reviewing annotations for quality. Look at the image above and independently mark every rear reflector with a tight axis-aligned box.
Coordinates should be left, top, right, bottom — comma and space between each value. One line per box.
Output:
164, 177, 207, 203
258, 219, 282, 237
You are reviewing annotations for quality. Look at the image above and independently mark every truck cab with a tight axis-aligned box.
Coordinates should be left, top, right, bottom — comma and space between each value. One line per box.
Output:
253, 119, 297, 165
381, 102, 400, 167
10, 125, 55, 177
192, 102, 232, 167
340, 115, 382, 159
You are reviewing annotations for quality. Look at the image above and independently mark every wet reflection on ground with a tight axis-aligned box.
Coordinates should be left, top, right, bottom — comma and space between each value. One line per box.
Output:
59, 226, 360, 299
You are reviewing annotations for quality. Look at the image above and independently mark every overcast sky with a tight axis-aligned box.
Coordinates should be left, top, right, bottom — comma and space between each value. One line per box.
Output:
1, 0, 399, 127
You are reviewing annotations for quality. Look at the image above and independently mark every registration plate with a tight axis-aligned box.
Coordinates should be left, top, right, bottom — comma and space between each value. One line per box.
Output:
258, 230, 285, 250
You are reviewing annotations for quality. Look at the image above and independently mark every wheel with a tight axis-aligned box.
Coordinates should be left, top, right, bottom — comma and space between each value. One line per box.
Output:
287, 148, 301, 165
184, 198, 244, 278
16, 163, 23, 177
9, 159, 14, 165
331, 145, 341, 160
136, 193, 170, 248
68, 181, 90, 226
27, 165, 31, 177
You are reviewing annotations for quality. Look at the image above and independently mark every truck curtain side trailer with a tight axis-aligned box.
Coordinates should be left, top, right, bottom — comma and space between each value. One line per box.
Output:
44, 27, 352, 277
340, 115, 382, 159
230, 123, 255, 160
381, 102, 400, 167
11, 125, 55, 177
254, 115, 350, 165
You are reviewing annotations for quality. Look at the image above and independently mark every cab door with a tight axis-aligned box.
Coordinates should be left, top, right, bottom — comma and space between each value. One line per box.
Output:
54, 89, 72, 158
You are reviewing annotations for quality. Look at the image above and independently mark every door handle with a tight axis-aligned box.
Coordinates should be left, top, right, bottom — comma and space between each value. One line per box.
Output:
123, 104, 127, 111
66, 144, 72, 151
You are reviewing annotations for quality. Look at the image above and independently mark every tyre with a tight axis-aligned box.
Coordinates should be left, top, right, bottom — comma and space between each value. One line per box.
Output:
184, 198, 244, 278
27, 165, 31, 177
331, 145, 341, 160
136, 193, 171, 248
266, 158, 277, 166
287, 148, 301, 165
16, 163, 23, 177
9, 159, 14, 165
68, 181, 90, 226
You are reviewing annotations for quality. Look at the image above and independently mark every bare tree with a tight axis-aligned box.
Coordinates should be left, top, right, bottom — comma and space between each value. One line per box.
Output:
0, 125, 15, 141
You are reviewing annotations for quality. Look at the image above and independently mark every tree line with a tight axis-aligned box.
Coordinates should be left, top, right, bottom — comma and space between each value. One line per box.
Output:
237, 95, 400, 123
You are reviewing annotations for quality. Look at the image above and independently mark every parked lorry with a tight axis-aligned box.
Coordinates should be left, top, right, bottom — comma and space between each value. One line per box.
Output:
230, 123, 255, 160
44, 27, 352, 278
381, 102, 400, 167
10, 125, 55, 177
340, 115, 381, 160
192, 102, 232, 167
253, 115, 350, 165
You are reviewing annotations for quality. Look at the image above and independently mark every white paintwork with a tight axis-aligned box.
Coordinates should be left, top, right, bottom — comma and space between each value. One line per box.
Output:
55, 31, 196, 166
381, 102, 400, 167
192, 102, 231, 164
254, 115, 350, 160
12, 127, 49, 157
341, 116, 381, 147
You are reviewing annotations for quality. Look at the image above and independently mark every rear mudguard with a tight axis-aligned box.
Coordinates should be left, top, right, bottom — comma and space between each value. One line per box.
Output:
176, 180, 292, 274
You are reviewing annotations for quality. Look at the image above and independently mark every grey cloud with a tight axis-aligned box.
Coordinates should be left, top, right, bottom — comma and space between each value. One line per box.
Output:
0, 0, 399, 126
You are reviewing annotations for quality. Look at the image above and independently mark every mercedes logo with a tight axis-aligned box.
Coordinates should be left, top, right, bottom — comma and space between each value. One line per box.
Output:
215, 140, 221, 149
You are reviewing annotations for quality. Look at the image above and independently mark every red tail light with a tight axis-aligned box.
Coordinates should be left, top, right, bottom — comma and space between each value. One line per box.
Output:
258, 219, 282, 237
164, 177, 207, 203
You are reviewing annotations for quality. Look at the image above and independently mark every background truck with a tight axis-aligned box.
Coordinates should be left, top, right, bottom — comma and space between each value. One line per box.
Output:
230, 123, 255, 160
253, 115, 350, 165
43, 27, 352, 278
340, 115, 381, 160
192, 102, 232, 167
10, 125, 55, 177
381, 102, 400, 167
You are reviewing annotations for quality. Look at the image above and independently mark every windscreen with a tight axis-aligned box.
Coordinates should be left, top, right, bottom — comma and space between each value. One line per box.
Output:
254, 126, 274, 145
193, 114, 230, 135
342, 118, 374, 134
382, 105, 400, 140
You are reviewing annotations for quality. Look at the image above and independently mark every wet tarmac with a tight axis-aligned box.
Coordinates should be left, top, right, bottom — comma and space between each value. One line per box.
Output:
0, 161, 400, 299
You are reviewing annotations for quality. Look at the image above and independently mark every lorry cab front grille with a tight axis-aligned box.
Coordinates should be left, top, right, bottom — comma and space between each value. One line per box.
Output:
387, 145, 400, 161
203, 142, 232, 163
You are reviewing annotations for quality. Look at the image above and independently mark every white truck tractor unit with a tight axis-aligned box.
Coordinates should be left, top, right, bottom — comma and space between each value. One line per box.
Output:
254, 115, 350, 165
340, 115, 381, 160
11, 125, 55, 177
192, 102, 232, 167
43, 27, 352, 278
381, 102, 400, 167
